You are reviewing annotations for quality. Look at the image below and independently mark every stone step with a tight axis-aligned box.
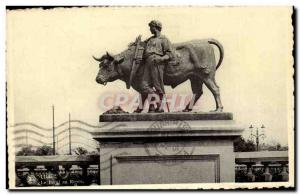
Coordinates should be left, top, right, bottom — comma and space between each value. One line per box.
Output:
100, 112, 233, 122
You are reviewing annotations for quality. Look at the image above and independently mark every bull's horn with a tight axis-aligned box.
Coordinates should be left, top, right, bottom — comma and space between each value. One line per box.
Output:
106, 51, 114, 59
93, 56, 102, 62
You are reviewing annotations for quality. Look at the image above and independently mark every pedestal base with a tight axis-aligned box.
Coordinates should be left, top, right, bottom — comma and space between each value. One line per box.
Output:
92, 112, 243, 185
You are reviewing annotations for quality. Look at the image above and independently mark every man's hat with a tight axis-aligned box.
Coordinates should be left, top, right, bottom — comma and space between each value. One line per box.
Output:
148, 20, 162, 30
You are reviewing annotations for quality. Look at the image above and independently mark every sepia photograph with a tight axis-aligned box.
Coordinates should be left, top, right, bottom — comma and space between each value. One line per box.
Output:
6, 6, 294, 190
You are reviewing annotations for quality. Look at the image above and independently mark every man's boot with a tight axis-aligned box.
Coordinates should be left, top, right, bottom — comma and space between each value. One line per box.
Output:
148, 104, 156, 113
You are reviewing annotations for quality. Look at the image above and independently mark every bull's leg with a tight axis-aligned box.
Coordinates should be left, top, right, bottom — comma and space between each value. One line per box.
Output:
182, 79, 203, 112
203, 77, 223, 112
133, 93, 148, 113
155, 92, 165, 113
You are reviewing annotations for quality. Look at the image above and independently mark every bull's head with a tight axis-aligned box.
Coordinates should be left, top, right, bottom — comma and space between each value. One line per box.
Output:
94, 51, 124, 85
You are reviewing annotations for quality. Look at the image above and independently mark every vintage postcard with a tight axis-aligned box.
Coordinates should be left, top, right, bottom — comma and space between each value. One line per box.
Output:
6, 6, 294, 190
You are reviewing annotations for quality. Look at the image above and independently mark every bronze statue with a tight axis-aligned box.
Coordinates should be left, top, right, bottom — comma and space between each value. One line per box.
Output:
94, 21, 224, 113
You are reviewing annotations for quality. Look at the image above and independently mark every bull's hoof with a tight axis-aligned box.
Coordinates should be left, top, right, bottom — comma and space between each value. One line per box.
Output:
210, 108, 223, 112
133, 108, 143, 113
182, 108, 192, 112
155, 108, 164, 113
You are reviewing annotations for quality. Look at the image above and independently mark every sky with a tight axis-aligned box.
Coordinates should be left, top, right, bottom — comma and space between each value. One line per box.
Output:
6, 7, 293, 147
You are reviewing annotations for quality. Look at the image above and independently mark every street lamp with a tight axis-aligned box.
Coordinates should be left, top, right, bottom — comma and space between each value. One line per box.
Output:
249, 124, 266, 151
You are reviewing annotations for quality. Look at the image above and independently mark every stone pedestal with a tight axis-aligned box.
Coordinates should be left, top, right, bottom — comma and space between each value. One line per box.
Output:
92, 112, 244, 185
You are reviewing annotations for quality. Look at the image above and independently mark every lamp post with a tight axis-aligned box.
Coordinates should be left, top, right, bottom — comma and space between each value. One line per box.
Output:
249, 124, 266, 151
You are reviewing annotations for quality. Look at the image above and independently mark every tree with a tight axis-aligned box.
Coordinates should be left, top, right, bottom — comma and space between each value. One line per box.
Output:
35, 145, 53, 156
234, 137, 256, 152
266, 142, 288, 151
74, 147, 88, 155
16, 145, 36, 156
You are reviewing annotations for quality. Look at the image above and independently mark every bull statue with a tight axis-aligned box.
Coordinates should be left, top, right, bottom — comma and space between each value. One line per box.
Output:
94, 38, 224, 112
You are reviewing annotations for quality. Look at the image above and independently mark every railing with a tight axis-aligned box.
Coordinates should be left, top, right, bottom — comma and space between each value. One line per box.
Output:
15, 155, 99, 187
235, 151, 289, 182
15, 151, 289, 187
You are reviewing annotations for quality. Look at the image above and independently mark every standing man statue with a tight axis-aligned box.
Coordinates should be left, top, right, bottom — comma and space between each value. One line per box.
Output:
136, 20, 174, 113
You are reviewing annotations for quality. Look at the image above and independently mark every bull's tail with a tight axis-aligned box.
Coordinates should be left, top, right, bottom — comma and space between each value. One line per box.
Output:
208, 39, 224, 70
